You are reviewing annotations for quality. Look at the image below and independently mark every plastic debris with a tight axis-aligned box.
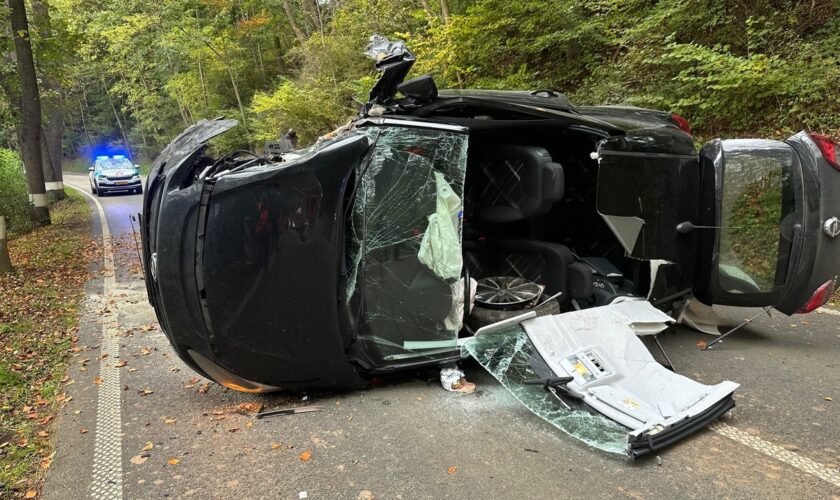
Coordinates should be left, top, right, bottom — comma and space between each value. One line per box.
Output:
440, 366, 476, 394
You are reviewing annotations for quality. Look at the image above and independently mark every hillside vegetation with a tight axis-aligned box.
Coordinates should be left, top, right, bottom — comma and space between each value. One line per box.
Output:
1, 0, 837, 161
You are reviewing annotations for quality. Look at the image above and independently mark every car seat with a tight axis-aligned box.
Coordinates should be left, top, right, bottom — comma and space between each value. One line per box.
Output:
464, 144, 573, 299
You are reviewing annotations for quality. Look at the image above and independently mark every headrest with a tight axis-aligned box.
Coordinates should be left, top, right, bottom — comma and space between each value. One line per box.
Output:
472, 144, 563, 223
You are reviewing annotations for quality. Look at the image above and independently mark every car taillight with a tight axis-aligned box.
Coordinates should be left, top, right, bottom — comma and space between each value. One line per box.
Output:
809, 133, 840, 171
671, 114, 691, 135
795, 279, 836, 314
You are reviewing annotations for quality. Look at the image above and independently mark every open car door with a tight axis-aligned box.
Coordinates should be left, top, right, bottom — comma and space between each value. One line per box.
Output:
694, 132, 840, 314
594, 130, 840, 314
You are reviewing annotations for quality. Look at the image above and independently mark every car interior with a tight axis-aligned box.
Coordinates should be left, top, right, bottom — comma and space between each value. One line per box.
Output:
424, 114, 653, 328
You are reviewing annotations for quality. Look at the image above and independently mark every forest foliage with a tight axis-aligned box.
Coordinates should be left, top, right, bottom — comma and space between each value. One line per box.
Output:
1, 0, 839, 162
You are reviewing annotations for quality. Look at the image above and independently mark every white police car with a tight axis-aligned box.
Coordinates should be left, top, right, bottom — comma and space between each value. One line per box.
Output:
88, 155, 142, 196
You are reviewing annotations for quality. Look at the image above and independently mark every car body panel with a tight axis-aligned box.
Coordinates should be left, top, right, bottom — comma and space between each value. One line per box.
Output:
143, 122, 371, 391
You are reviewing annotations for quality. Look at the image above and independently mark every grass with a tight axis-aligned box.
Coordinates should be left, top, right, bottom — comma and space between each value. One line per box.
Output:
0, 190, 98, 498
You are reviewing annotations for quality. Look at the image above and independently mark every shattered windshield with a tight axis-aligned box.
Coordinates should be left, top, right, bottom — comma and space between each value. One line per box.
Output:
462, 327, 629, 455
347, 125, 468, 363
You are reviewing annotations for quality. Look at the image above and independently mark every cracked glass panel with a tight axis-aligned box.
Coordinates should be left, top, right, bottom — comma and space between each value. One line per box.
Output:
347, 126, 468, 363
461, 327, 629, 455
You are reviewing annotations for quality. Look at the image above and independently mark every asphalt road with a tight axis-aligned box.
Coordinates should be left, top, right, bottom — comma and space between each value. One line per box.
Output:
43, 173, 840, 499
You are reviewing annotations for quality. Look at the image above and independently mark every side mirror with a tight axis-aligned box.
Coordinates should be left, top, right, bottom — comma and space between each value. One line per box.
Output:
88, 167, 95, 172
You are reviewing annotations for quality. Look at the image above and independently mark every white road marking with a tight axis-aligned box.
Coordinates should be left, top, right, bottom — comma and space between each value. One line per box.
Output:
710, 422, 840, 488
68, 185, 124, 499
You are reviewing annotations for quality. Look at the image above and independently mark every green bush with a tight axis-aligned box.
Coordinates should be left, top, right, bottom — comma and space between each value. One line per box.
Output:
0, 149, 34, 236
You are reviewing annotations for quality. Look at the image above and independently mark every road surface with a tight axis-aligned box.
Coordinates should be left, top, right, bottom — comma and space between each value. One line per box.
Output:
43, 173, 840, 499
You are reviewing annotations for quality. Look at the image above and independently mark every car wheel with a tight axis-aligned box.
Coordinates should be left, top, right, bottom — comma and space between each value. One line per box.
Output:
96, 189, 104, 197
467, 298, 561, 331
135, 186, 143, 195
91, 185, 97, 194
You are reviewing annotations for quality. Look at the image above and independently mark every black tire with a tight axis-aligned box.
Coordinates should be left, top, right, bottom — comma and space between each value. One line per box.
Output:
135, 186, 143, 195
96, 189, 104, 197
91, 185, 97, 195
467, 299, 561, 331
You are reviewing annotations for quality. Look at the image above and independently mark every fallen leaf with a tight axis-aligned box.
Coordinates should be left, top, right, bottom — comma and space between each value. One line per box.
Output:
825, 396, 833, 401
271, 443, 282, 449
37, 431, 49, 438
695, 340, 707, 349
246, 421, 253, 429
164, 418, 177, 425
93, 376, 103, 385
198, 382, 211, 394
299, 450, 312, 462
447, 466, 458, 475
138, 388, 154, 396
228, 427, 240, 433
140, 347, 151, 355
167, 458, 180, 465
115, 360, 127, 368
79, 428, 88, 434
130, 454, 148, 465
142, 442, 154, 451
25, 491, 37, 498
185, 376, 200, 388
236, 402, 262, 414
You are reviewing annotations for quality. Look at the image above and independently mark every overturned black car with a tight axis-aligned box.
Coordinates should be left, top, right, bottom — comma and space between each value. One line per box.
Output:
142, 38, 840, 455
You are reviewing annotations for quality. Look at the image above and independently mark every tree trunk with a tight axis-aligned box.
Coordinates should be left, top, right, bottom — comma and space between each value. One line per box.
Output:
197, 53, 209, 111
303, 0, 322, 33
103, 82, 133, 160
8, 0, 50, 226
0, 216, 12, 273
43, 82, 65, 200
30, 0, 64, 200
419, 0, 434, 17
76, 92, 93, 149
281, 0, 307, 43
39, 129, 60, 202
439, 0, 450, 23
227, 66, 249, 137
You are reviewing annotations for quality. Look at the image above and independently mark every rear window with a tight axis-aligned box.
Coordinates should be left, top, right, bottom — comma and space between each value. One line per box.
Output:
718, 140, 799, 294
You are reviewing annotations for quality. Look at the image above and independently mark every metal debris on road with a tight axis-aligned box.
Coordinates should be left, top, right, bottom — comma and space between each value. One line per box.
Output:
255, 405, 325, 419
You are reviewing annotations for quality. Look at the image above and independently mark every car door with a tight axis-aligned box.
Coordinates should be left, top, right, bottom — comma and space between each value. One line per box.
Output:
694, 132, 840, 314
345, 118, 470, 369
595, 129, 840, 315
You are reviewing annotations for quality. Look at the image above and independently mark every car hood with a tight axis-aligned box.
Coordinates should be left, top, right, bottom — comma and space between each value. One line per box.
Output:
150, 117, 238, 178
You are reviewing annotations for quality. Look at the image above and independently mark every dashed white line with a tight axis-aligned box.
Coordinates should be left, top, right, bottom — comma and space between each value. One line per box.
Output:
710, 422, 840, 488
69, 185, 123, 499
